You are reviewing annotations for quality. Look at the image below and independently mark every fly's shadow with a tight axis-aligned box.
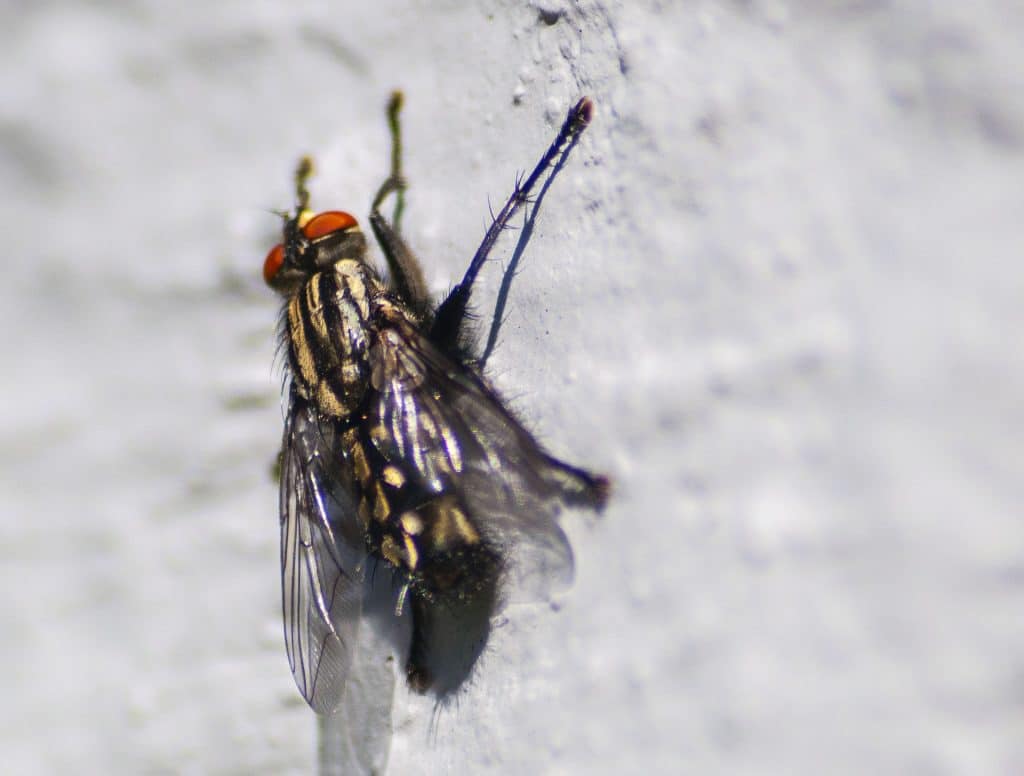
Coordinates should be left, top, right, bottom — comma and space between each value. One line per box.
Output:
481, 125, 587, 365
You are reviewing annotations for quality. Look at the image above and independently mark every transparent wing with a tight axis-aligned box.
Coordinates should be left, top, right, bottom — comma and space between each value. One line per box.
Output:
367, 325, 608, 600
280, 392, 366, 714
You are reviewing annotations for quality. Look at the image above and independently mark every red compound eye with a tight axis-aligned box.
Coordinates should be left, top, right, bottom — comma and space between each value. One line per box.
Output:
263, 243, 284, 284
302, 211, 358, 240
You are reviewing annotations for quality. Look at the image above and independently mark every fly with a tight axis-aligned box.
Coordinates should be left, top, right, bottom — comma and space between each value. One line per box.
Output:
264, 92, 608, 713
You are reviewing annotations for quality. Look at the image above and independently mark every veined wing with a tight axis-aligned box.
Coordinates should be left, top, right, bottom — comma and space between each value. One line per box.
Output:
280, 392, 366, 714
366, 323, 608, 600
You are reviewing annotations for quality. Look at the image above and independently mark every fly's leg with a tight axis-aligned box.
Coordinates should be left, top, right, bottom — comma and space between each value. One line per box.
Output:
370, 91, 431, 315
383, 90, 405, 232
430, 97, 593, 353
294, 155, 315, 216
277, 155, 318, 257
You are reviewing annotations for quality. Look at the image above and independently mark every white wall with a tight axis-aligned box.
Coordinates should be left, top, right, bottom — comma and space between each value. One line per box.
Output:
2, 1, 1022, 773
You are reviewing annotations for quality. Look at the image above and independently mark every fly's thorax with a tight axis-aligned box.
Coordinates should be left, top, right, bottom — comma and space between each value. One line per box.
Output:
285, 260, 382, 418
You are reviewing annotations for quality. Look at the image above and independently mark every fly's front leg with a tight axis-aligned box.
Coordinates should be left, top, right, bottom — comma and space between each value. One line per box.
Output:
294, 155, 315, 216
430, 98, 593, 353
370, 91, 430, 315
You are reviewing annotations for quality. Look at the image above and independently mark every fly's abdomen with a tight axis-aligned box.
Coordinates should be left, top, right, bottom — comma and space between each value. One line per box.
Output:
347, 415, 500, 603
286, 260, 373, 417
375, 488, 501, 604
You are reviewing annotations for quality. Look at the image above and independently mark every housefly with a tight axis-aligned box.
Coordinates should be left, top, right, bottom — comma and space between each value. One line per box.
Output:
263, 93, 608, 713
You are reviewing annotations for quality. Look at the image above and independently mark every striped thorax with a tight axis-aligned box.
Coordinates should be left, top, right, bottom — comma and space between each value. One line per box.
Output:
285, 260, 376, 417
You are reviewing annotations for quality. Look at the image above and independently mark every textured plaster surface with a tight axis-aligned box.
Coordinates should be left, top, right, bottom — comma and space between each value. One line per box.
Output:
2, 1, 1023, 774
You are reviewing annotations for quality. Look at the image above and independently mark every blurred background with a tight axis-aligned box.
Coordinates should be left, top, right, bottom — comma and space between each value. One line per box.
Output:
2, 1, 1022, 773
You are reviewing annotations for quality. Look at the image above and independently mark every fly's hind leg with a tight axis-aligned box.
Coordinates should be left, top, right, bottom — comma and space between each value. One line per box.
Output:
430, 98, 593, 353
370, 91, 430, 314
540, 453, 611, 511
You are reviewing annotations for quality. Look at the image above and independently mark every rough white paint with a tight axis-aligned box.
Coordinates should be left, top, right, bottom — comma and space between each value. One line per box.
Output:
2, 1, 1022, 773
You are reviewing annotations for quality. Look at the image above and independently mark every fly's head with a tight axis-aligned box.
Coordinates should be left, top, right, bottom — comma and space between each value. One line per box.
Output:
263, 158, 369, 297
263, 210, 368, 296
